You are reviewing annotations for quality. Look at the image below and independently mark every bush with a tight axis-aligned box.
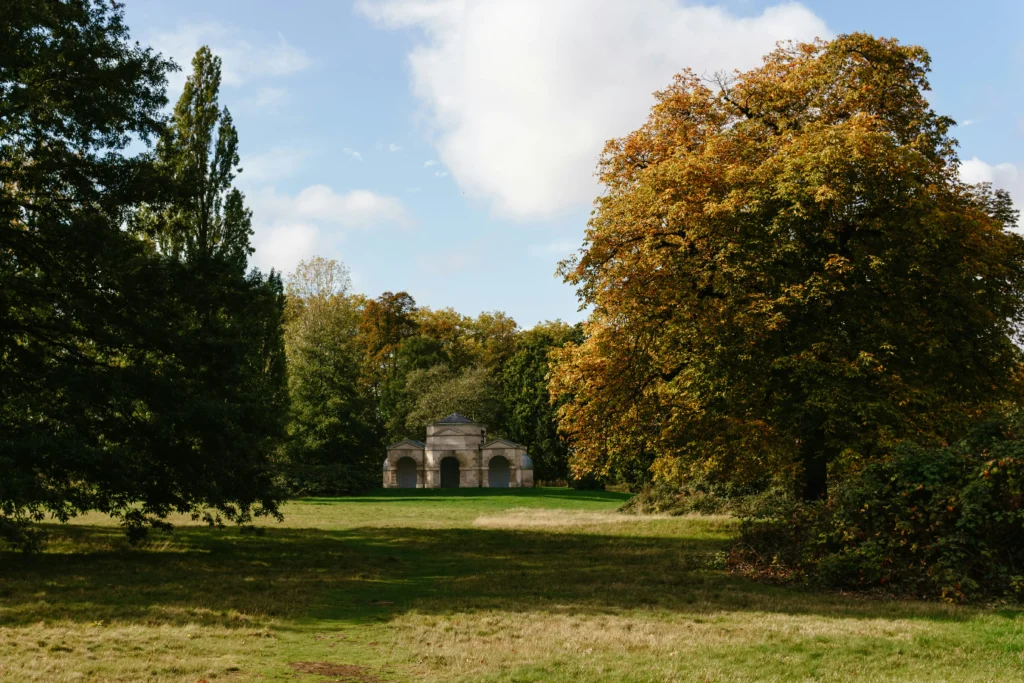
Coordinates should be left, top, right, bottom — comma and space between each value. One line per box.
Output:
568, 473, 606, 491
733, 416, 1024, 602
621, 484, 731, 515
621, 476, 773, 516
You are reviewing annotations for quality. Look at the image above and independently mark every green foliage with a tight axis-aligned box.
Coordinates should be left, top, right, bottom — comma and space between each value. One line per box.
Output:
0, 2, 287, 549
143, 46, 252, 269
283, 258, 381, 495
621, 476, 774, 515
734, 414, 1024, 602
502, 321, 582, 481
403, 364, 503, 438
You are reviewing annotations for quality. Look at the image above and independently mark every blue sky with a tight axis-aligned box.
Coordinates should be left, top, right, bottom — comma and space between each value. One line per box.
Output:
123, 0, 1024, 327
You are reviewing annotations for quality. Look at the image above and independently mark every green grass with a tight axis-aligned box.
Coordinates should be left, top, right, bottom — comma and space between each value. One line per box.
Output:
1, 488, 1022, 682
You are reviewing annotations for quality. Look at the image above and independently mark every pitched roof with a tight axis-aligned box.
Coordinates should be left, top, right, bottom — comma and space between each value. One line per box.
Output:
482, 438, 525, 450
434, 413, 476, 424
387, 439, 425, 449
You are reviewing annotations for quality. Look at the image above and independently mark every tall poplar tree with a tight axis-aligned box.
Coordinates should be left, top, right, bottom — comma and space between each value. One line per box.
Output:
134, 45, 289, 530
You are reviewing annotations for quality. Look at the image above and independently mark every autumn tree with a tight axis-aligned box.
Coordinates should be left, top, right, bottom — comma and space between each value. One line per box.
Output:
551, 34, 1024, 499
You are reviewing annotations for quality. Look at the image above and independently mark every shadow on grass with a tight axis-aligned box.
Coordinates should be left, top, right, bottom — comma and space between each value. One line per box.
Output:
302, 487, 633, 505
0, 520, 1006, 632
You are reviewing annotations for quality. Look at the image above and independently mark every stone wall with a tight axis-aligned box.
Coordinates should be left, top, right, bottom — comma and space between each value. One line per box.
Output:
385, 420, 534, 489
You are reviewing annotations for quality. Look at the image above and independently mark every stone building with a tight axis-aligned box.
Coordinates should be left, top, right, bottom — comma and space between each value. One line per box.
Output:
383, 413, 534, 488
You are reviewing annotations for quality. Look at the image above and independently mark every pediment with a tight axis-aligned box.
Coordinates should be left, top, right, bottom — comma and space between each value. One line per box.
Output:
482, 439, 523, 450
387, 439, 425, 450
431, 428, 466, 437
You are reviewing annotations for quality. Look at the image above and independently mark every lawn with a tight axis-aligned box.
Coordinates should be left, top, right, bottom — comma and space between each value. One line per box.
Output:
1, 488, 1022, 682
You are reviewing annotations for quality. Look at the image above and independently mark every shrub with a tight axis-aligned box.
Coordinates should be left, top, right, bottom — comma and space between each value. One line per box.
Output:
621, 476, 774, 516
568, 473, 606, 491
733, 416, 1024, 602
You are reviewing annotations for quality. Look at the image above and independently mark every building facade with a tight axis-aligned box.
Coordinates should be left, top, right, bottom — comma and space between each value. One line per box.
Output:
383, 413, 534, 488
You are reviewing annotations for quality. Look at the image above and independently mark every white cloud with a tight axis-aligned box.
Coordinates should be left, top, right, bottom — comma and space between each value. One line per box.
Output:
960, 119, 977, 127
435, 171, 449, 177
344, 148, 364, 161
960, 156, 1023, 215
240, 145, 314, 183
389, 143, 402, 152
424, 159, 438, 167
151, 22, 313, 92
253, 223, 320, 275
248, 186, 413, 273
358, 0, 829, 219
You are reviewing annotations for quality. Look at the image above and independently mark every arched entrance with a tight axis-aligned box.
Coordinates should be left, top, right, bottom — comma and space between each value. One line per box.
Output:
440, 456, 460, 488
488, 455, 510, 488
396, 456, 418, 489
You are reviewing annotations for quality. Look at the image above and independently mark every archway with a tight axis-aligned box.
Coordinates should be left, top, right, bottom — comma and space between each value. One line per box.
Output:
488, 455, 510, 488
396, 456, 418, 489
440, 456, 460, 488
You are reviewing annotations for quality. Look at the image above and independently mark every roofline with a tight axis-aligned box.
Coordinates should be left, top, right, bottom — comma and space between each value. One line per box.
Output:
482, 438, 525, 449
387, 439, 425, 449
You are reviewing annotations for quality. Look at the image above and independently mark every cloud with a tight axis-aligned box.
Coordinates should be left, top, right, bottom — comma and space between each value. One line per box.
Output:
960, 157, 1023, 215
357, 0, 829, 219
248, 186, 413, 273
424, 159, 438, 167
960, 119, 977, 127
344, 148, 364, 161
389, 143, 402, 152
240, 145, 314, 183
151, 22, 313, 92
252, 223, 320, 275
435, 171, 449, 177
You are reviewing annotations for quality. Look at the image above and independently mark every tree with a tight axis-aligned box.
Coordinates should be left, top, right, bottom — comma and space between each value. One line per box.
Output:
144, 46, 252, 268
283, 257, 380, 494
503, 321, 583, 482
1, 3, 288, 547
132, 45, 289, 527
404, 365, 504, 438
360, 291, 420, 443
1, 0, 170, 545
551, 34, 1024, 499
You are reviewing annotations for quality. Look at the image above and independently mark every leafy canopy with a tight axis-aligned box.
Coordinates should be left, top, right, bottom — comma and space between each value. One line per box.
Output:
551, 34, 1024, 497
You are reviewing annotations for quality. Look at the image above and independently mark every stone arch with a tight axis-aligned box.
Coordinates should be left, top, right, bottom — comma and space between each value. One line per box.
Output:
396, 456, 418, 489
440, 456, 460, 488
488, 455, 510, 488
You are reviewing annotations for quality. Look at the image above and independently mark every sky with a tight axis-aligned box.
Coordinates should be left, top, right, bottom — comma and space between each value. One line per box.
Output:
122, 0, 1024, 327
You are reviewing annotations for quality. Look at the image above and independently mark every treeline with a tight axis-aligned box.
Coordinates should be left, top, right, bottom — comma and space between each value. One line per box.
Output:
281, 256, 581, 495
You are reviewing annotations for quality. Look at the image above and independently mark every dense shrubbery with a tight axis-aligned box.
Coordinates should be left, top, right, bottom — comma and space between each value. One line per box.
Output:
733, 415, 1024, 602
621, 476, 774, 516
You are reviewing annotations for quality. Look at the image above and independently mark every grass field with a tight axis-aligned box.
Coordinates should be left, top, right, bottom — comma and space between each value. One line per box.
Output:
1, 488, 1022, 682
